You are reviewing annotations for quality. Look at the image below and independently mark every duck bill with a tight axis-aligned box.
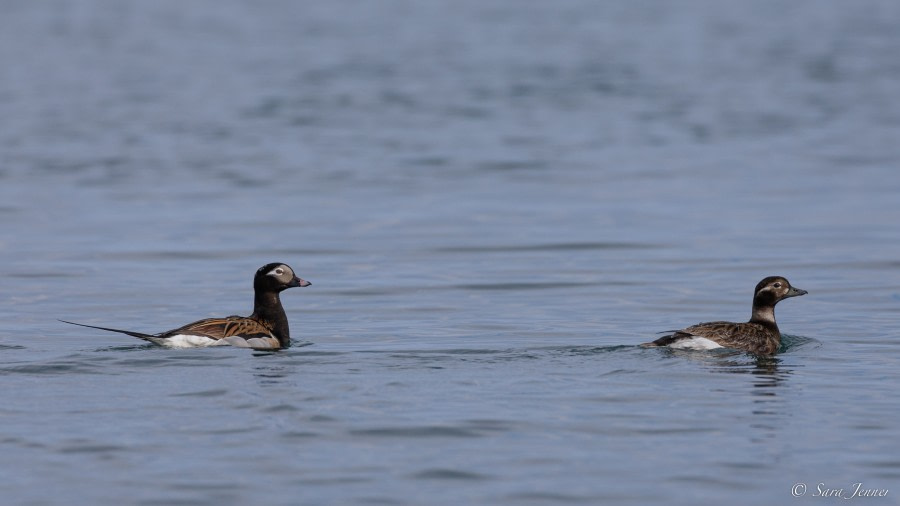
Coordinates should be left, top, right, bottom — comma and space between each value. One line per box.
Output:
288, 276, 311, 288
786, 286, 807, 298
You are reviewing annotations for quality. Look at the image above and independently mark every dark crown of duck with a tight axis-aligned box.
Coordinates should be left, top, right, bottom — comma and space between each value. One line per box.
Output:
749, 275, 807, 329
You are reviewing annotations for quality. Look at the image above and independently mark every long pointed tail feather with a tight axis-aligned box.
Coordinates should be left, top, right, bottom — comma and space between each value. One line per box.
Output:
59, 320, 160, 342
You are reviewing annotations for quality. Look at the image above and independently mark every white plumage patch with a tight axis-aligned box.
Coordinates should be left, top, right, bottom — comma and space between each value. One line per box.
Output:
222, 336, 280, 349
158, 334, 229, 348
153, 334, 280, 349
667, 336, 724, 350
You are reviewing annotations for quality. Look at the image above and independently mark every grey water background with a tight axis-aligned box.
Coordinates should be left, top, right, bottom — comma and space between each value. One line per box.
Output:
2, 1, 899, 504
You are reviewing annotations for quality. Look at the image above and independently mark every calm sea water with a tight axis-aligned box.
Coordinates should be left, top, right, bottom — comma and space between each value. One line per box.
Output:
2, 1, 900, 505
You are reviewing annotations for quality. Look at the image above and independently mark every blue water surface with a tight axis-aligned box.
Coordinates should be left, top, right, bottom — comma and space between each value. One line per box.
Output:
1, 1, 899, 505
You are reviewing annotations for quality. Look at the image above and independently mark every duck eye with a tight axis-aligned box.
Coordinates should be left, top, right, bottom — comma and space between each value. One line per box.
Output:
773, 282, 782, 288
275, 268, 284, 275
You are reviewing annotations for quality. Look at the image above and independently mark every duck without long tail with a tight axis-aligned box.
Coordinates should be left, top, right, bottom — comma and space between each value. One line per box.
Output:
642, 276, 807, 356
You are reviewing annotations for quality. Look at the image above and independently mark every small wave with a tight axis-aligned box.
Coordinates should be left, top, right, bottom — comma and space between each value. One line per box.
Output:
505, 491, 596, 503
433, 241, 663, 253
779, 334, 819, 353
453, 281, 598, 291
171, 388, 229, 398
411, 469, 493, 481
0, 361, 104, 376
59, 444, 126, 454
350, 426, 482, 438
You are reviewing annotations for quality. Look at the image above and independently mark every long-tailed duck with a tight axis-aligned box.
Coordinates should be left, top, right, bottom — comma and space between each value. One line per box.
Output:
642, 276, 806, 356
62, 262, 310, 350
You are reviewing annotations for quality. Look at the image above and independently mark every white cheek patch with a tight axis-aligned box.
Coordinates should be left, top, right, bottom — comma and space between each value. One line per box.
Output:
266, 266, 287, 278
668, 337, 724, 350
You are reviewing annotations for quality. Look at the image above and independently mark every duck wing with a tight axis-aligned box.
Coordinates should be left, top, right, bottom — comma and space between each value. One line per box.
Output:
642, 321, 738, 348
677, 321, 741, 341
645, 321, 777, 355
159, 316, 281, 349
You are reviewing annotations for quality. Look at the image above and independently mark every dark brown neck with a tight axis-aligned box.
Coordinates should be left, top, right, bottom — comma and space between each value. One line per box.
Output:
252, 290, 291, 347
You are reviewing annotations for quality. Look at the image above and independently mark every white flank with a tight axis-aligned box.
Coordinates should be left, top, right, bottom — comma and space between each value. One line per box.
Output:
160, 334, 229, 348
668, 336, 724, 350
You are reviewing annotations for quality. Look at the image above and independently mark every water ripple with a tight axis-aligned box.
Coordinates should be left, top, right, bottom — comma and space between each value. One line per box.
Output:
171, 389, 229, 398
453, 281, 599, 291
0, 361, 105, 376
505, 492, 597, 504
350, 426, 483, 438
433, 241, 664, 253
411, 469, 493, 481
59, 443, 127, 454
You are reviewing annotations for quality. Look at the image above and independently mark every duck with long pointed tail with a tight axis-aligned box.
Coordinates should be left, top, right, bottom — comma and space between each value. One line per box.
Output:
62, 262, 311, 350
